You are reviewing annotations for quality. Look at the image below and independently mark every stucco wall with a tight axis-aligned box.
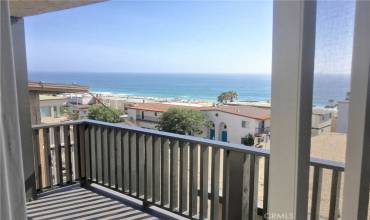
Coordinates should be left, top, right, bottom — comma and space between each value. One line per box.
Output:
203, 110, 266, 144
336, 101, 349, 133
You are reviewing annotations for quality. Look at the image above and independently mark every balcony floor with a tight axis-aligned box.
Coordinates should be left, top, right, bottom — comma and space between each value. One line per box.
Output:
26, 184, 182, 220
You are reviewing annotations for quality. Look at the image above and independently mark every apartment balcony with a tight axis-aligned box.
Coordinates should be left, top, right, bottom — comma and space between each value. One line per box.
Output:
29, 120, 344, 220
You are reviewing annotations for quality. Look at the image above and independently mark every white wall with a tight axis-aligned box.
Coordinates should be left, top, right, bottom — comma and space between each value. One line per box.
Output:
127, 108, 269, 145
127, 108, 137, 121
203, 110, 267, 144
127, 109, 161, 129
336, 101, 349, 133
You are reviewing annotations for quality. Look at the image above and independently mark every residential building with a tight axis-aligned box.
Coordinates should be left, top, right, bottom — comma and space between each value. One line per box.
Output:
336, 100, 350, 133
28, 81, 89, 124
39, 95, 68, 123
233, 101, 335, 137
127, 103, 271, 144
311, 108, 335, 136
127, 103, 199, 129
67, 93, 95, 105
98, 95, 126, 111
200, 105, 270, 144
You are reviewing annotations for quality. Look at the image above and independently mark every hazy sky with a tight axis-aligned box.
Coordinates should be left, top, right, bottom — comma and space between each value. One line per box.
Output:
25, 0, 354, 74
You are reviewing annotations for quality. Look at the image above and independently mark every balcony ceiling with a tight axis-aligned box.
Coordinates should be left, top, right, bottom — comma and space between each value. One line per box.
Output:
9, 0, 106, 17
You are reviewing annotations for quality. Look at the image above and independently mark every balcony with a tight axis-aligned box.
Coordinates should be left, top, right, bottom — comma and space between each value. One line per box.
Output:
29, 120, 344, 220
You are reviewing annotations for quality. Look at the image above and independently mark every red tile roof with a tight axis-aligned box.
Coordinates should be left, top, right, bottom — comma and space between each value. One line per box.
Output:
127, 103, 199, 112
200, 105, 270, 120
129, 103, 270, 120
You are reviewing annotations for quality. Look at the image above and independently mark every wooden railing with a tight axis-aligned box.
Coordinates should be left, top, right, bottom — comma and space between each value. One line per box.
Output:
31, 120, 345, 220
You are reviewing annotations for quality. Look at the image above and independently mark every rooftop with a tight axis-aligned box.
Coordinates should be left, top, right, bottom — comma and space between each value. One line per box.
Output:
39, 95, 67, 101
127, 103, 199, 113
200, 105, 271, 120
29, 81, 89, 94
312, 107, 336, 115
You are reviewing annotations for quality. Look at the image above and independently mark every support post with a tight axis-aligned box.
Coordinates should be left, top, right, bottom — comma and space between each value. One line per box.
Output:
29, 92, 41, 124
342, 1, 370, 219
269, 1, 316, 219
11, 16, 36, 201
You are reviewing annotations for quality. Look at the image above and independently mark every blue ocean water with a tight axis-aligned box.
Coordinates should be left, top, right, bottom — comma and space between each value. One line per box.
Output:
29, 72, 350, 106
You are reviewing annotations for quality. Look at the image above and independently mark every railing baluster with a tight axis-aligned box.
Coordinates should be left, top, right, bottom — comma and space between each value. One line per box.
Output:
137, 133, 145, 197
179, 141, 189, 214
107, 127, 112, 186
241, 154, 259, 220
223, 150, 245, 220
222, 150, 230, 220
109, 128, 116, 188
96, 126, 103, 184
153, 136, 161, 204
200, 145, 209, 220
53, 127, 62, 185
116, 129, 123, 190
211, 147, 220, 220
130, 131, 137, 195
94, 125, 99, 182
170, 139, 179, 211
72, 125, 80, 180
249, 155, 259, 220
32, 129, 41, 191
161, 138, 170, 207
88, 125, 96, 182
42, 128, 52, 188
263, 157, 269, 220
64, 125, 72, 183
329, 170, 341, 220
123, 130, 130, 192
310, 166, 323, 220
189, 142, 199, 218
84, 124, 91, 181
78, 125, 86, 181
103, 127, 109, 185
145, 135, 153, 201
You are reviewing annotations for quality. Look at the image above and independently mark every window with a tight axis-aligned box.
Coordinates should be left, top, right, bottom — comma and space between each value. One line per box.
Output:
242, 120, 249, 128
154, 112, 158, 116
215, 113, 219, 117
40, 106, 51, 117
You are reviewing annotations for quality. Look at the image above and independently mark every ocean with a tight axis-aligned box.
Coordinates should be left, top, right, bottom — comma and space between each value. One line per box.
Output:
29, 72, 350, 106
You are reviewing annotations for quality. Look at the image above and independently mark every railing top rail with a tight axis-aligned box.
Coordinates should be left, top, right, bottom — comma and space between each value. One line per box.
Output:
310, 157, 345, 171
31, 119, 345, 171
32, 120, 85, 129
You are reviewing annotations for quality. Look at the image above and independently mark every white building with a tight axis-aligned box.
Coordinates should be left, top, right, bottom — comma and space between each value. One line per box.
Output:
127, 103, 196, 129
200, 105, 270, 144
67, 93, 95, 105
39, 95, 67, 121
336, 100, 349, 133
311, 108, 335, 136
127, 103, 271, 144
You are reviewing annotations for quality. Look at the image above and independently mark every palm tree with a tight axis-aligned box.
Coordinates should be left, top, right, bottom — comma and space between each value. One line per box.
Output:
217, 91, 239, 104
229, 91, 238, 102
